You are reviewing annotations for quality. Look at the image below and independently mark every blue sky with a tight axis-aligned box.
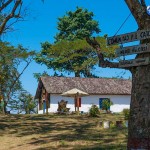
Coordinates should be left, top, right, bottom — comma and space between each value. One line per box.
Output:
2, 0, 149, 95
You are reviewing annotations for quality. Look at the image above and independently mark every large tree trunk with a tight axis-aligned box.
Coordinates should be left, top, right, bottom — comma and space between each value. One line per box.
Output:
86, 1, 150, 148
128, 62, 150, 149
124, 1, 150, 149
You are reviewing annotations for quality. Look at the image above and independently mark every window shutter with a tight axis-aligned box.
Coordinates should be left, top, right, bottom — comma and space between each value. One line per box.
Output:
99, 98, 103, 109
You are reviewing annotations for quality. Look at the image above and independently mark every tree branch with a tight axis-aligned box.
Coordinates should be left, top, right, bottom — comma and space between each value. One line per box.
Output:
6, 59, 32, 103
140, 0, 147, 7
125, 0, 149, 29
0, 0, 13, 12
4, 17, 24, 33
0, 0, 22, 35
86, 37, 119, 69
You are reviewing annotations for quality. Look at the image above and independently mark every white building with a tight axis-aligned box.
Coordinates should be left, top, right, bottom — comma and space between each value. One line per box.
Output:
35, 76, 131, 114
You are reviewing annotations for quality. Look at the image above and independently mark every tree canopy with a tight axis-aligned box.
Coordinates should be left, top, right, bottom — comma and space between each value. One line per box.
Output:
0, 41, 35, 112
35, 7, 117, 77
35, 39, 98, 77
55, 7, 100, 42
35, 36, 118, 77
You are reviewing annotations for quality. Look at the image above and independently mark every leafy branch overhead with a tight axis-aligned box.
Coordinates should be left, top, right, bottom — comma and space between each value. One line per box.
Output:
35, 39, 98, 77
86, 0, 150, 70
86, 37, 119, 69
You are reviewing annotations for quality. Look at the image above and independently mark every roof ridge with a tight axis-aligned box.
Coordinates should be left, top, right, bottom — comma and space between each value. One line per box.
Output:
41, 76, 131, 81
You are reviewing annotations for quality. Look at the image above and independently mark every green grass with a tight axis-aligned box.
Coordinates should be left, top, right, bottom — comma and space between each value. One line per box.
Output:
0, 113, 127, 150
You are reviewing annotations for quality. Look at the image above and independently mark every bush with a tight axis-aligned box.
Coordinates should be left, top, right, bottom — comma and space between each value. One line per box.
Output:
89, 105, 100, 117
102, 99, 113, 112
122, 108, 130, 120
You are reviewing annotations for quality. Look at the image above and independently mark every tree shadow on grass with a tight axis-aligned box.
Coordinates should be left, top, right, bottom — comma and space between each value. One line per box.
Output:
26, 125, 127, 150
78, 144, 127, 150
0, 114, 127, 149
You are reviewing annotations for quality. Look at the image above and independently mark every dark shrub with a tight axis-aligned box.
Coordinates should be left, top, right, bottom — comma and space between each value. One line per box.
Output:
89, 105, 100, 117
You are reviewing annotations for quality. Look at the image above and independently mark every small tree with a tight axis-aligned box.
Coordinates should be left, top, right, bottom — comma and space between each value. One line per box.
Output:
8, 90, 37, 114
89, 104, 100, 117
102, 99, 113, 113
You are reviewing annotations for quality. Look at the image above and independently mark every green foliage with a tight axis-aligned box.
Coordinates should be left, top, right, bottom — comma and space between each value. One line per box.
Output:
18, 91, 37, 114
35, 37, 117, 77
35, 39, 99, 77
8, 90, 37, 114
0, 41, 35, 112
33, 71, 49, 81
89, 104, 100, 117
35, 7, 118, 77
102, 99, 113, 112
94, 36, 118, 59
122, 108, 130, 120
55, 7, 100, 41
35, 7, 102, 77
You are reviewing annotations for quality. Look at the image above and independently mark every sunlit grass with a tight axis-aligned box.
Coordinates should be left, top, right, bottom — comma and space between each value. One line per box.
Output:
0, 113, 127, 150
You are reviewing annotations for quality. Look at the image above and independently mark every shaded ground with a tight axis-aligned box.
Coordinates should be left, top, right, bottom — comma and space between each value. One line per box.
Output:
0, 113, 127, 150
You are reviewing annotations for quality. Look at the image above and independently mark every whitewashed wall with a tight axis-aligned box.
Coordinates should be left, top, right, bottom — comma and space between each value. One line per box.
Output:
38, 94, 131, 114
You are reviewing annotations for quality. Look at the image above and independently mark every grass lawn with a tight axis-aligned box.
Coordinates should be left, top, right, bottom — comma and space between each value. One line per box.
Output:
0, 113, 127, 150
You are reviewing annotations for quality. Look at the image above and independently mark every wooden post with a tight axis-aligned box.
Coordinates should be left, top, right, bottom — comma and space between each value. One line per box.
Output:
76, 92, 79, 115
77, 98, 79, 114
46, 101, 48, 115
74, 98, 76, 112
46, 92, 49, 115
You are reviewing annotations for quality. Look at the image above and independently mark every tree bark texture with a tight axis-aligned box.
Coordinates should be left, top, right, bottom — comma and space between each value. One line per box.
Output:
125, 1, 150, 149
86, 1, 150, 148
127, 64, 150, 149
